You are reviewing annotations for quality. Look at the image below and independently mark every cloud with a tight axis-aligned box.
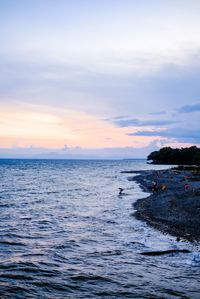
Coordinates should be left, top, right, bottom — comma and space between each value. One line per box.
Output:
1, 49, 200, 119
128, 128, 200, 144
149, 111, 166, 115
178, 103, 200, 113
111, 118, 177, 128
0, 141, 160, 159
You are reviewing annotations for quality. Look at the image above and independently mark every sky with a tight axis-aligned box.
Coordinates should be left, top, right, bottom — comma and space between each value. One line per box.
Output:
0, 0, 200, 158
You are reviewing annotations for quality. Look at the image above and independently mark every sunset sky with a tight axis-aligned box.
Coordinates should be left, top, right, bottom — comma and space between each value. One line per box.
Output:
1, 0, 200, 158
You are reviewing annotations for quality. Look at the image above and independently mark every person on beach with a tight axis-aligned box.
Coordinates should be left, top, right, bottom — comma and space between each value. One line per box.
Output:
160, 184, 167, 191
118, 188, 124, 195
184, 183, 190, 191
152, 181, 158, 192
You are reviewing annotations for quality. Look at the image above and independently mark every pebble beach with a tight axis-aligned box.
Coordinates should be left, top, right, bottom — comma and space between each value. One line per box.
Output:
132, 168, 200, 242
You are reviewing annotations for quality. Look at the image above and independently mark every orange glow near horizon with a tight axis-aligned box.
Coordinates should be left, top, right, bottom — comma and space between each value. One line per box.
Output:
0, 103, 155, 149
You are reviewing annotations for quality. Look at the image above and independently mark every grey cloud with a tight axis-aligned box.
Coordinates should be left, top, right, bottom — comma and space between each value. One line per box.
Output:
150, 111, 166, 115
128, 128, 200, 143
103, 115, 130, 122
178, 103, 200, 113
1, 51, 200, 119
128, 131, 163, 137
113, 118, 177, 128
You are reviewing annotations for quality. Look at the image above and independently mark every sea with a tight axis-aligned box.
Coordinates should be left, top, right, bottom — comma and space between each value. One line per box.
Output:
0, 159, 199, 299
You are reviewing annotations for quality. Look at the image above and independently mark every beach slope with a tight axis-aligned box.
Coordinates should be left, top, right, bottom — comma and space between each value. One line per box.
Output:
132, 169, 200, 241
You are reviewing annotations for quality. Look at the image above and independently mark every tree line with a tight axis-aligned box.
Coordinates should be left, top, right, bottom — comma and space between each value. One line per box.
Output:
147, 146, 200, 165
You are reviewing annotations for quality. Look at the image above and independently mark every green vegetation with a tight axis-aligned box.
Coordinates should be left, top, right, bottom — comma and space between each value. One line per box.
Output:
147, 146, 200, 165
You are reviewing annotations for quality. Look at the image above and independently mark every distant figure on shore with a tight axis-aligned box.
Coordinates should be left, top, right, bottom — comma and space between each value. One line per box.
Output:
118, 188, 124, 195
184, 183, 190, 191
152, 181, 158, 192
181, 176, 189, 182
160, 184, 167, 191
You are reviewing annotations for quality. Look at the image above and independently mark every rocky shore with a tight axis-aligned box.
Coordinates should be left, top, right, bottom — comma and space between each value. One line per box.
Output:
129, 168, 200, 242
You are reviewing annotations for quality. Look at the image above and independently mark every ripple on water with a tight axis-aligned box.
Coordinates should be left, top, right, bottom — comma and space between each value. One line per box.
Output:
0, 159, 199, 298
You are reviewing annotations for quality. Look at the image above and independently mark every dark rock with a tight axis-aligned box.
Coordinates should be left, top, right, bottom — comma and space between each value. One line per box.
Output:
140, 249, 190, 256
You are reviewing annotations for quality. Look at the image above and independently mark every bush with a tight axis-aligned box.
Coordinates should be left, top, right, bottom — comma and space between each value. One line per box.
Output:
147, 146, 200, 165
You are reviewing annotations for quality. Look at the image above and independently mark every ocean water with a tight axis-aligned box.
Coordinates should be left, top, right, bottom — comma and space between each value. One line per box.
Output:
0, 159, 199, 299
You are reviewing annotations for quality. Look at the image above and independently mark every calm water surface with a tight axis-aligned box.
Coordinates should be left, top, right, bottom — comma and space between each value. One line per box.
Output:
0, 159, 199, 298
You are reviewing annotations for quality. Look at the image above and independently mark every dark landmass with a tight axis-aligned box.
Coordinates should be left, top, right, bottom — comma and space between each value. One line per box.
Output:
132, 168, 200, 242
140, 249, 190, 256
147, 146, 200, 165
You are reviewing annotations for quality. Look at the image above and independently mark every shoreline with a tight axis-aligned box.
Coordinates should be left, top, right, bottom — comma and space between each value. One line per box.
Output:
128, 168, 200, 242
